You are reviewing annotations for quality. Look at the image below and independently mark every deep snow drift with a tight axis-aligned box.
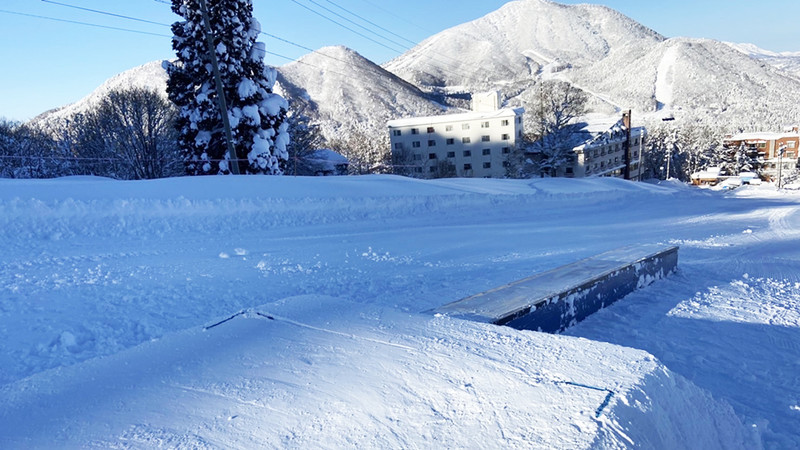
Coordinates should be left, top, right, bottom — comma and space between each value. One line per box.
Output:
1, 175, 798, 447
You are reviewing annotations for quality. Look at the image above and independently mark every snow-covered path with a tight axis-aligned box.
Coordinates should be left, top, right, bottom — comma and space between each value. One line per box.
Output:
1, 175, 798, 447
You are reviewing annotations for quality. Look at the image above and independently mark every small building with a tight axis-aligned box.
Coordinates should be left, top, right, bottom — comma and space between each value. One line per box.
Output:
690, 167, 723, 186
306, 149, 349, 176
387, 92, 524, 179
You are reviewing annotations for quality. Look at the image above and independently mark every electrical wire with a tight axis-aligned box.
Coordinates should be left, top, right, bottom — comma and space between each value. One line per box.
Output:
286, 0, 404, 54
0, 9, 170, 37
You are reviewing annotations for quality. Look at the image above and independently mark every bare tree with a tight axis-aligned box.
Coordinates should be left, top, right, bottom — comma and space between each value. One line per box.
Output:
0, 119, 70, 179
70, 88, 182, 179
520, 80, 588, 177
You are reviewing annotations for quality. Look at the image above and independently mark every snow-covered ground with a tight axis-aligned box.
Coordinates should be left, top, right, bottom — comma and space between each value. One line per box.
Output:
1, 175, 798, 447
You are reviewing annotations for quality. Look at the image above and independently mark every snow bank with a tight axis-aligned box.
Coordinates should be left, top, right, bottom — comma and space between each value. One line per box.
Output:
0, 296, 752, 448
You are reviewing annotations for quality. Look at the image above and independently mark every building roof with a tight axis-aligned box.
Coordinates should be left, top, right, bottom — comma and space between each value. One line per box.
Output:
725, 131, 800, 142
387, 107, 524, 128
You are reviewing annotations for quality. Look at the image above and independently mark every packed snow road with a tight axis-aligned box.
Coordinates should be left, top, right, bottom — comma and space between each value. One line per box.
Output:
0, 175, 798, 447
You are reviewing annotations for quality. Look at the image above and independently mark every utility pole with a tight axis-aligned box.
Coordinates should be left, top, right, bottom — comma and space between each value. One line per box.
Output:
197, 0, 240, 175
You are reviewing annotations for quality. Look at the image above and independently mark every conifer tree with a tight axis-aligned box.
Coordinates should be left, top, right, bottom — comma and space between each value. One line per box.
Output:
165, 0, 289, 175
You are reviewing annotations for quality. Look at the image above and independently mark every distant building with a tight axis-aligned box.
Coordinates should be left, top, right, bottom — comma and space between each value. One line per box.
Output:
722, 127, 799, 181
387, 92, 524, 179
298, 149, 349, 176
545, 111, 646, 180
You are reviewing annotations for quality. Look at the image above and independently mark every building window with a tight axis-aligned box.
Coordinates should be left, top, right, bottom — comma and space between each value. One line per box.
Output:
446, 125, 453, 132
565, 167, 573, 174
481, 135, 490, 142
393, 143, 403, 150
517, 117, 522, 124
482, 148, 491, 156
518, 131, 523, 138
429, 153, 437, 160
428, 140, 436, 147
789, 141, 797, 148
412, 141, 421, 148
462, 124, 470, 130
447, 151, 455, 158
758, 143, 766, 148
502, 161, 510, 168
481, 121, 490, 128
414, 167, 422, 173
446, 138, 455, 145
430, 166, 437, 173
483, 162, 491, 169
464, 163, 472, 170
411, 128, 419, 135
502, 147, 510, 154
463, 150, 472, 157
427, 127, 435, 133
501, 119, 509, 126
392, 130, 401, 136
462, 137, 471, 144
413, 154, 422, 161
501, 134, 510, 140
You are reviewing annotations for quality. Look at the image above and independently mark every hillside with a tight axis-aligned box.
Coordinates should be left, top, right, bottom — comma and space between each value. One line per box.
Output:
383, 0, 663, 91
276, 45, 445, 142
726, 42, 800, 80
29, 60, 169, 132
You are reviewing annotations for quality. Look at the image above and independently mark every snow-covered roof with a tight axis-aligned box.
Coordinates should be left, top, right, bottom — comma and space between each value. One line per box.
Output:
310, 149, 348, 164
725, 131, 799, 142
691, 167, 722, 179
387, 107, 524, 128
570, 115, 645, 152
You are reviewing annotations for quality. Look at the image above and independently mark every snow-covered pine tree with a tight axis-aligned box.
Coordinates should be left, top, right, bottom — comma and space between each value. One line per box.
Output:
165, 0, 289, 175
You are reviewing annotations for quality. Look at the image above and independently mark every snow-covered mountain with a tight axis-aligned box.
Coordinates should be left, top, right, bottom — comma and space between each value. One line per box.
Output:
275, 46, 444, 142
30, 60, 169, 131
30, 0, 800, 144
385, 0, 800, 129
725, 41, 800, 80
383, 0, 664, 91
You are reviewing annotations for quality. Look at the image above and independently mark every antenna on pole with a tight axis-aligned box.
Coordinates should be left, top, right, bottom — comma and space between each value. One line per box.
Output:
197, 0, 240, 175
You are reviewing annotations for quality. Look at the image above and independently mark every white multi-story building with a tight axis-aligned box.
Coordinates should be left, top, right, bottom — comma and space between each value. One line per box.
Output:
388, 93, 524, 178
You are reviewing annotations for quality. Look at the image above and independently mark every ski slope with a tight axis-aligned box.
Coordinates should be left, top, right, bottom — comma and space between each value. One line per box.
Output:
1, 175, 798, 447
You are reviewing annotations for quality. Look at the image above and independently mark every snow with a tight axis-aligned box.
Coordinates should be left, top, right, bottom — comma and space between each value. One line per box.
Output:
1, 175, 799, 447
655, 44, 679, 110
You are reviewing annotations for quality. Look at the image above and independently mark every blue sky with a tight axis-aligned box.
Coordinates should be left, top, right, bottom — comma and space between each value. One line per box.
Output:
1, 0, 799, 122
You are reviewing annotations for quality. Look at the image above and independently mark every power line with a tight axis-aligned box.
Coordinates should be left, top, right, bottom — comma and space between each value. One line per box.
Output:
24, 0, 461, 102
39, 0, 416, 85
286, 0, 403, 55
304, 0, 408, 51
40, 0, 170, 27
0, 9, 170, 37
321, 0, 416, 47
287, 0, 474, 83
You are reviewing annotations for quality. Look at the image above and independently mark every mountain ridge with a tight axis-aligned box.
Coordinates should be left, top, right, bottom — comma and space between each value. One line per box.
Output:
28, 0, 800, 147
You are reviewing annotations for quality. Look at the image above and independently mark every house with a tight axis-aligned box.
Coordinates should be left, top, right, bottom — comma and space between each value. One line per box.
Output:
690, 167, 723, 186
387, 92, 524, 179
560, 111, 646, 180
291, 149, 349, 176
